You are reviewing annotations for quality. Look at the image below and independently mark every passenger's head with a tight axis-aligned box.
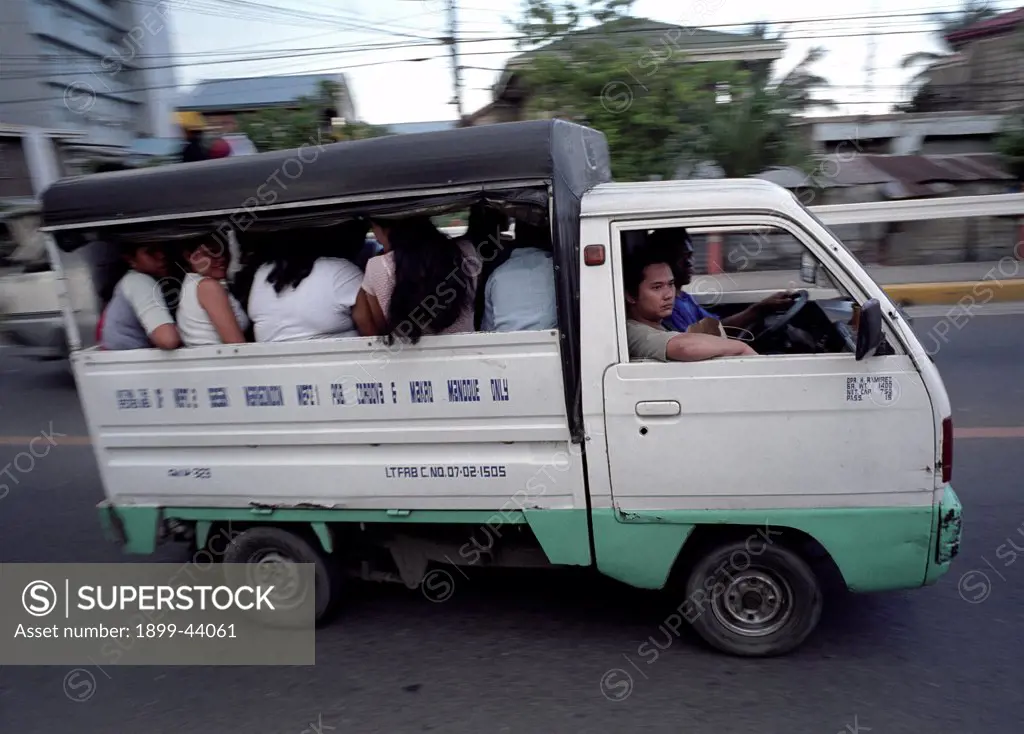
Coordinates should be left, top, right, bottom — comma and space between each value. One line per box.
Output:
181, 234, 231, 280
646, 227, 694, 286
465, 204, 508, 246
370, 220, 393, 251
121, 242, 168, 278
623, 246, 676, 323
386, 216, 472, 344
263, 220, 367, 294
512, 218, 552, 252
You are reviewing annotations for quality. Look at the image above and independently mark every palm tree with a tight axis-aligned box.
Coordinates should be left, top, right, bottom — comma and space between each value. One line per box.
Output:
678, 22, 835, 178
745, 21, 836, 113
900, 1, 1000, 83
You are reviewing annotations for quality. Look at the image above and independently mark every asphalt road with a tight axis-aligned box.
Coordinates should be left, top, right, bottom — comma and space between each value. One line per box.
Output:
1, 311, 1023, 734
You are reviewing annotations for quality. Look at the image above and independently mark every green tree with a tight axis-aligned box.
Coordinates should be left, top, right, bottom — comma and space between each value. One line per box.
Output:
519, 38, 731, 179
237, 79, 390, 152
684, 22, 834, 178
508, 2, 830, 179
237, 105, 328, 152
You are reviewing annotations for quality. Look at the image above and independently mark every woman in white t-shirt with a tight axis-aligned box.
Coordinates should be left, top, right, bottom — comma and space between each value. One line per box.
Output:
176, 236, 250, 346
247, 238, 364, 342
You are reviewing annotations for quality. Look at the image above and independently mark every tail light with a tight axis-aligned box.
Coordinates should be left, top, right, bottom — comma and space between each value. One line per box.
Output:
941, 417, 953, 484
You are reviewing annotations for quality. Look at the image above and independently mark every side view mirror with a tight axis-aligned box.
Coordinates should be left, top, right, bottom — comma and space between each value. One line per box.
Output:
799, 251, 818, 284
856, 298, 883, 361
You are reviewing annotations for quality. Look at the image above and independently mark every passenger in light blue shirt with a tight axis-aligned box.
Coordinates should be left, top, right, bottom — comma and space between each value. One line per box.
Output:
481, 219, 558, 332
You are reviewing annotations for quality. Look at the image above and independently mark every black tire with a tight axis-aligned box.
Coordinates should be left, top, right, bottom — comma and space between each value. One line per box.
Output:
222, 525, 342, 625
683, 540, 822, 657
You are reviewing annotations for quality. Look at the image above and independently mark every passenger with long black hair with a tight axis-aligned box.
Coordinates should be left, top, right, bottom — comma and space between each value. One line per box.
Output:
353, 216, 479, 343
247, 221, 367, 342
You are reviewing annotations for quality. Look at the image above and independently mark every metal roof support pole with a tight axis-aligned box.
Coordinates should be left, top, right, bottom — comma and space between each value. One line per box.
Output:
43, 233, 82, 352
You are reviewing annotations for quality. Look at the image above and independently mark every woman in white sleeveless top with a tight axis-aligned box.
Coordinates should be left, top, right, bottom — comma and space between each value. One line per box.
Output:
176, 236, 249, 346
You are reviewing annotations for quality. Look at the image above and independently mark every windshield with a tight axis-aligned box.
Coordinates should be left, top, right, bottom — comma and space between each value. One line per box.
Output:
790, 191, 856, 257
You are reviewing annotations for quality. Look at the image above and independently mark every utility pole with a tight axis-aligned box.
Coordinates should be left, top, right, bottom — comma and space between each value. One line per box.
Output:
399, 0, 464, 120
443, 0, 464, 120
864, 0, 878, 114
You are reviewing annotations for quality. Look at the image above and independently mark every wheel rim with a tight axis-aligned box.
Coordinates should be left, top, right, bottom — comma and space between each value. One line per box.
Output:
245, 548, 307, 610
710, 567, 793, 638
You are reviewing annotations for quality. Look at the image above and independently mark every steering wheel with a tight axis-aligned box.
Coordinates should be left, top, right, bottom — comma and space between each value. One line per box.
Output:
755, 289, 810, 341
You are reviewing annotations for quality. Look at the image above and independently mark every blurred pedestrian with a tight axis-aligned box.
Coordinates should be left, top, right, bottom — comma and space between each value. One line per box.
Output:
181, 127, 207, 163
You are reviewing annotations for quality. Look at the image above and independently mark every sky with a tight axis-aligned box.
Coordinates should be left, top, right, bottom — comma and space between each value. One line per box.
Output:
165, 0, 1023, 125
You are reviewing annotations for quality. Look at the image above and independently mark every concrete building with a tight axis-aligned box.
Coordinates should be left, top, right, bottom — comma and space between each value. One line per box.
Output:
921, 7, 1024, 114
801, 110, 1012, 156
0, 0, 179, 148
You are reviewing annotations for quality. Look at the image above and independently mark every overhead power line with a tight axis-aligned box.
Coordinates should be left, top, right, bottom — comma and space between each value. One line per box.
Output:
0, 16, 1008, 89
2, 5, 1017, 108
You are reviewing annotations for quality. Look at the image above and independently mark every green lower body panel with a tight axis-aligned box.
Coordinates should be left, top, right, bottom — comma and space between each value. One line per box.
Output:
98, 488, 960, 594
590, 491, 959, 593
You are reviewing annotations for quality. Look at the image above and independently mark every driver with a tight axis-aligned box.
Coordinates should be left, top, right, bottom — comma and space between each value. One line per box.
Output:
625, 245, 757, 362
646, 227, 797, 333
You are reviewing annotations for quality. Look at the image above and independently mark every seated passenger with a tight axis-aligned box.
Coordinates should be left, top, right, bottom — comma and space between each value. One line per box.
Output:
481, 219, 557, 332
176, 235, 249, 346
625, 246, 757, 362
648, 227, 797, 332
100, 242, 181, 350
353, 217, 480, 343
247, 232, 365, 342
459, 203, 511, 329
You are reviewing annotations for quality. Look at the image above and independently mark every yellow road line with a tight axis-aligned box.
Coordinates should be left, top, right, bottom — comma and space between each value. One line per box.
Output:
883, 279, 1024, 306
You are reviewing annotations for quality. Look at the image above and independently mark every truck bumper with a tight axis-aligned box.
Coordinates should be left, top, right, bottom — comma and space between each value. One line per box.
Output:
925, 484, 963, 585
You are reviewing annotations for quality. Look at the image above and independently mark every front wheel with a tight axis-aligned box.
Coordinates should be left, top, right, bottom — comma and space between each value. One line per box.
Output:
684, 540, 822, 657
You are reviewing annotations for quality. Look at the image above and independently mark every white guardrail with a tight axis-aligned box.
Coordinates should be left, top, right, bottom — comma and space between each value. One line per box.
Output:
808, 192, 1024, 225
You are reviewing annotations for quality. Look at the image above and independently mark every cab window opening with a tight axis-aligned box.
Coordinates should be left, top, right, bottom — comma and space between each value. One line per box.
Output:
618, 220, 889, 363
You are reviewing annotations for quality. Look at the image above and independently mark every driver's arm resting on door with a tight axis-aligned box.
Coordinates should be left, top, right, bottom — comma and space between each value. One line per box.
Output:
627, 320, 757, 362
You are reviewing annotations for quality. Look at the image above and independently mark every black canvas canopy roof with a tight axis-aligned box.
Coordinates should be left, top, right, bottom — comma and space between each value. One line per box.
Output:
41, 119, 611, 241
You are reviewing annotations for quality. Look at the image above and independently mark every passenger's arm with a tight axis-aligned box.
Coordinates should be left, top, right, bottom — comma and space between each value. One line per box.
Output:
196, 278, 247, 344
665, 333, 757, 362
353, 289, 382, 336
368, 290, 389, 334
480, 277, 496, 332
720, 291, 797, 330
720, 306, 763, 330
356, 257, 392, 336
120, 271, 180, 350
149, 323, 182, 350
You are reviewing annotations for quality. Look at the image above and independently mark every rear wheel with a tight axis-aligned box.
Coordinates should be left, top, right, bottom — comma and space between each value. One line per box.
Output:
222, 525, 342, 625
684, 540, 822, 657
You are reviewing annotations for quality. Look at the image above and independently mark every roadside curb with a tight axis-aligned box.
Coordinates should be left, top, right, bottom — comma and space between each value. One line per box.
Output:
883, 279, 1024, 306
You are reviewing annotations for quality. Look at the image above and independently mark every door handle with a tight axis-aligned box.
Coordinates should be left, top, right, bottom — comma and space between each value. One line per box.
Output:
636, 400, 680, 417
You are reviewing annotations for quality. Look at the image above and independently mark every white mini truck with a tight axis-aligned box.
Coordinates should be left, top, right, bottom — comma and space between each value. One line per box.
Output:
40, 120, 963, 656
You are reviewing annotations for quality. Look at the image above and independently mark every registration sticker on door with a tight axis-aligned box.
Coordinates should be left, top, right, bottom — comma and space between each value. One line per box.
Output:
846, 375, 897, 405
